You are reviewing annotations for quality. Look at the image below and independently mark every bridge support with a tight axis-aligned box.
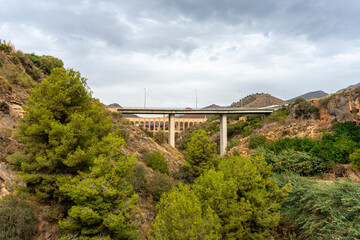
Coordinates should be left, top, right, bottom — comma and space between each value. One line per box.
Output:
168, 113, 175, 147
220, 114, 227, 156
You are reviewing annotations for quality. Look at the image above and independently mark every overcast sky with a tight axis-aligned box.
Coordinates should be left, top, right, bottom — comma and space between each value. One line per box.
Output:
1, 0, 360, 108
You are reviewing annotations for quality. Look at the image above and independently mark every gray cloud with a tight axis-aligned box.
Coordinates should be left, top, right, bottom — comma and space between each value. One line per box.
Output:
1, 0, 360, 107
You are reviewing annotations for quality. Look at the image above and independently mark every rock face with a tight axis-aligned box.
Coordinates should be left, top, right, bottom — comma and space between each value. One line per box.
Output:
312, 87, 360, 123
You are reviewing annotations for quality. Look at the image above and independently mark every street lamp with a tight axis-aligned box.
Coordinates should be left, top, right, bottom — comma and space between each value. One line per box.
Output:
144, 88, 146, 108
194, 89, 197, 109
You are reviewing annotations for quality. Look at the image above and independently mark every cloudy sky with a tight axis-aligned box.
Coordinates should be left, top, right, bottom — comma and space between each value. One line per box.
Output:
1, 0, 360, 108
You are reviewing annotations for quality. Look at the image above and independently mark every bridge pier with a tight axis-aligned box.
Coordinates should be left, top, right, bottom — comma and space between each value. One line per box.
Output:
220, 114, 227, 157
168, 114, 175, 147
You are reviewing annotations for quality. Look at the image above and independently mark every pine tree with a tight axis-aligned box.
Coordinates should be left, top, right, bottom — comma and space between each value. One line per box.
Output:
9, 68, 112, 200
184, 129, 218, 177
9, 68, 138, 238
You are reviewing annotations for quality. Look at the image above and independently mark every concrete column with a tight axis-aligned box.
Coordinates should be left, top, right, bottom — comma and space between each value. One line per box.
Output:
220, 114, 227, 156
169, 114, 175, 147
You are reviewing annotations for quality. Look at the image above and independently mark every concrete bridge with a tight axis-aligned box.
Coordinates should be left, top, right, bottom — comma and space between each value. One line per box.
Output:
113, 108, 275, 156
124, 115, 207, 133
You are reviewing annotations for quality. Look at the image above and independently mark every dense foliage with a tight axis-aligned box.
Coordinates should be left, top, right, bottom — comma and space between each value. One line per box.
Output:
184, 129, 218, 177
143, 151, 170, 174
0, 195, 38, 240
249, 134, 267, 149
152, 156, 290, 239
9, 68, 138, 239
254, 148, 329, 175
251, 122, 360, 174
151, 183, 221, 240
275, 174, 360, 239
146, 171, 174, 201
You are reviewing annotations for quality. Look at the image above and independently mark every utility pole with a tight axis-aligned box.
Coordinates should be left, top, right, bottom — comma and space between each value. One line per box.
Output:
239, 90, 243, 108
144, 88, 146, 108
194, 89, 198, 109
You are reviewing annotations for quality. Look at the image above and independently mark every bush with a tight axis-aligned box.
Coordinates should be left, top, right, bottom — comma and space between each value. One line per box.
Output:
350, 149, 360, 170
0, 43, 12, 53
0, 195, 38, 240
273, 150, 329, 175
144, 151, 170, 175
172, 165, 195, 184
275, 174, 360, 240
249, 134, 267, 149
129, 163, 147, 193
0, 76, 12, 94
141, 126, 154, 138
154, 132, 167, 144
227, 138, 240, 150
146, 171, 174, 201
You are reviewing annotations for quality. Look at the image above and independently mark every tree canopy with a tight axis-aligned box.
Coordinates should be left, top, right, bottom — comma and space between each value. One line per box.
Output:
184, 129, 218, 177
9, 68, 138, 239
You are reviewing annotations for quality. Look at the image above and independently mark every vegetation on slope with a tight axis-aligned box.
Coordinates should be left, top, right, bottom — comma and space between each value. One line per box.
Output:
8, 68, 138, 239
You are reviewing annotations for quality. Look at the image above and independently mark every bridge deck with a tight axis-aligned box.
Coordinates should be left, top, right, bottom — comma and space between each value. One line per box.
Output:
112, 108, 274, 115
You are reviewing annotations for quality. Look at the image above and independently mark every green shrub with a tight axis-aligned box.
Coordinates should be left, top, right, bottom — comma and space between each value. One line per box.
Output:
227, 138, 240, 150
0, 43, 12, 53
350, 149, 360, 170
274, 150, 329, 175
0, 76, 12, 94
27, 53, 63, 75
141, 126, 154, 138
146, 171, 174, 201
129, 163, 147, 193
249, 134, 267, 149
153, 132, 167, 144
275, 174, 360, 240
172, 165, 195, 184
0, 195, 38, 240
144, 151, 170, 174
268, 105, 289, 122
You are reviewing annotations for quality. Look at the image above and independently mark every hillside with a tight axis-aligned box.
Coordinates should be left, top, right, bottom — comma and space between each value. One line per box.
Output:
337, 82, 360, 92
287, 90, 328, 102
230, 93, 286, 108
0, 43, 186, 239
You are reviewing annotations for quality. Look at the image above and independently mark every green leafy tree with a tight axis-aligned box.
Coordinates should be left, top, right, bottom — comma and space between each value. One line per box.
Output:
184, 129, 218, 177
9, 68, 138, 238
9, 68, 112, 201
58, 131, 138, 239
151, 183, 221, 240
193, 156, 290, 239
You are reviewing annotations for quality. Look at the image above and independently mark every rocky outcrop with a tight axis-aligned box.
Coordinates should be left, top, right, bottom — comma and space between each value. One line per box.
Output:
312, 87, 360, 123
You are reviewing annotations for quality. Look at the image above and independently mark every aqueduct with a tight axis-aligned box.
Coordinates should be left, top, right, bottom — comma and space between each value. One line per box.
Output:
111, 108, 275, 156
125, 115, 207, 133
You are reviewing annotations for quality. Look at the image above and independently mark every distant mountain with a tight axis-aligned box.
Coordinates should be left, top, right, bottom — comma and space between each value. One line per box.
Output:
107, 103, 139, 117
287, 90, 329, 103
337, 82, 360, 93
107, 103, 122, 108
230, 93, 286, 108
203, 104, 223, 109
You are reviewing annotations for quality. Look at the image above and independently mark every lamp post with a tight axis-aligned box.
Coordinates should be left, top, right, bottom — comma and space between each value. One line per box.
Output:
144, 88, 146, 108
194, 89, 197, 109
